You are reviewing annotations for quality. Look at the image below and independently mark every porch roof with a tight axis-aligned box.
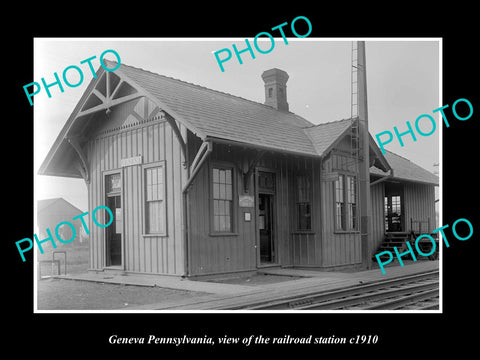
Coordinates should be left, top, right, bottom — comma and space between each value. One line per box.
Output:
370, 150, 439, 186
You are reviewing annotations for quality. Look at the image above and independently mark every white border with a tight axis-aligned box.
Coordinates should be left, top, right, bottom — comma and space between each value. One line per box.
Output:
33, 37, 442, 314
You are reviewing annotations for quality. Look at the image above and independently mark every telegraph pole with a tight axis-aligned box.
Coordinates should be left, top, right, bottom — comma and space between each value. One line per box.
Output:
356, 41, 372, 269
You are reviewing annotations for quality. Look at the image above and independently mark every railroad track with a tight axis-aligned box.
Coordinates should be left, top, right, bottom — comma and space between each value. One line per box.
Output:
236, 270, 439, 310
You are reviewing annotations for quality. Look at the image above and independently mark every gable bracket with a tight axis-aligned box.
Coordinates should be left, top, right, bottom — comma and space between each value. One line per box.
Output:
66, 137, 90, 183
73, 161, 88, 183
164, 112, 187, 168
183, 140, 212, 193
76, 92, 143, 118
189, 141, 209, 175
370, 168, 394, 186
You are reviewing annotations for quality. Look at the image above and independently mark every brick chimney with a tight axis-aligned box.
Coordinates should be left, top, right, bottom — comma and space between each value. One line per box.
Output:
261, 68, 289, 112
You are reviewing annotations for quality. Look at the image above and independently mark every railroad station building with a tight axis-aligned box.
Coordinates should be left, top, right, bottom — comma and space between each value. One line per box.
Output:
39, 60, 438, 277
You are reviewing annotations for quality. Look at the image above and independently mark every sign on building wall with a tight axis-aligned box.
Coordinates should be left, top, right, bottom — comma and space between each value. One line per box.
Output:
120, 156, 143, 167
321, 171, 339, 182
239, 195, 255, 208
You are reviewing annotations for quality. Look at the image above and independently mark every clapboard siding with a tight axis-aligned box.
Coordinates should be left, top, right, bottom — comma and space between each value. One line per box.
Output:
370, 181, 385, 251
186, 143, 324, 275
188, 144, 260, 275
257, 155, 291, 267
84, 103, 436, 277
289, 158, 321, 267
320, 152, 362, 267
87, 100, 186, 275
404, 182, 436, 232
370, 181, 435, 252
278, 157, 291, 266
187, 156, 257, 275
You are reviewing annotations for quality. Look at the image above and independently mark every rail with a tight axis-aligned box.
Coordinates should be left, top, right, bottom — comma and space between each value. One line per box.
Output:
228, 270, 439, 310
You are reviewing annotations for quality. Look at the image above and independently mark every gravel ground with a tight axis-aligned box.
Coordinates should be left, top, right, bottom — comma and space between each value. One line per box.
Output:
37, 278, 206, 310
36, 273, 304, 310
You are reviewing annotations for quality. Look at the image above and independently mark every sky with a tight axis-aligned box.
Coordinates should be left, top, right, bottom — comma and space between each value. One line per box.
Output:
34, 38, 440, 212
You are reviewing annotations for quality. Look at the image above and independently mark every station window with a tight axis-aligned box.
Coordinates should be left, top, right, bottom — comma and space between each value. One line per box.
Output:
144, 162, 166, 235
212, 166, 234, 233
106, 173, 121, 193
335, 175, 345, 230
296, 174, 312, 231
347, 175, 357, 230
335, 174, 358, 231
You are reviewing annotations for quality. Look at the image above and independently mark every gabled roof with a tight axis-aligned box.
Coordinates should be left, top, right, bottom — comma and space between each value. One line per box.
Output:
304, 119, 391, 172
37, 197, 83, 214
113, 61, 318, 156
38, 61, 437, 186
370, 150, 439, 185
303, 118, 352, 155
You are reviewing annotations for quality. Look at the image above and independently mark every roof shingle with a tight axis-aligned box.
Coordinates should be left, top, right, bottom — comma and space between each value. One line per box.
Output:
115, 61, 318, 156
40, 61, 438, 186
370, 150, 439, 185
303, 119, 353, 156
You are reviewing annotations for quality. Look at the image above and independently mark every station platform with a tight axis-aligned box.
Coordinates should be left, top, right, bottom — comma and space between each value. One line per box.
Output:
126, 260, 439, 310
55, 260, 439, 310
55, 271, 256, 296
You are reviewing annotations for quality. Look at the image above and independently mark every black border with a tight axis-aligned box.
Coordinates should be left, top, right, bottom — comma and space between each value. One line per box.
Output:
7, 5, 478, 356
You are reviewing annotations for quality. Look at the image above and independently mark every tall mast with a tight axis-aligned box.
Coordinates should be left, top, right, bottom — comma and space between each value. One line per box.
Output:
352, 41, 372, 269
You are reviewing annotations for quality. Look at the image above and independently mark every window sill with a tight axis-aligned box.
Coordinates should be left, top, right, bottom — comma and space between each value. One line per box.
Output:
209, 232, 239, 237
142, 233, 167, 237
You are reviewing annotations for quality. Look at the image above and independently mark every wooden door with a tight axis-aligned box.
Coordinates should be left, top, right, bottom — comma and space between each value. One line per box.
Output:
384, 194, 403, 232
106, 194, 122, 266
259, 193, 275, 264
105, 172, 123, 267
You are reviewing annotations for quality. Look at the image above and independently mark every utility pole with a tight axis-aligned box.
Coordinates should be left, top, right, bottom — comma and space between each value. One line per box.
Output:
356, 41, 372, 269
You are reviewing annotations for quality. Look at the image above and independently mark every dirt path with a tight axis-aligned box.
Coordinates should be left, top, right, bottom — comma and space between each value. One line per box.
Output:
37, 278, 206, 310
